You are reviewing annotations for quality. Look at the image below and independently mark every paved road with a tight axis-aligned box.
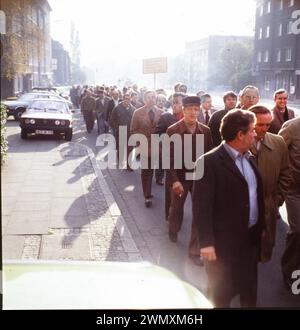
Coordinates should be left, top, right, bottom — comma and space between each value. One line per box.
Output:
4, 110, 300, 307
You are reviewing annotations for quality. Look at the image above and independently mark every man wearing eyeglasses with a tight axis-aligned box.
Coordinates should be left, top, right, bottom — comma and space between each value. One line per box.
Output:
239, 85, 260, 110
269, 89, 295, 134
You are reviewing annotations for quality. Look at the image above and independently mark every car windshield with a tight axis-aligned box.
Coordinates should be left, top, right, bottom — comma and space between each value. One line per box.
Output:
28, 101, 68, 113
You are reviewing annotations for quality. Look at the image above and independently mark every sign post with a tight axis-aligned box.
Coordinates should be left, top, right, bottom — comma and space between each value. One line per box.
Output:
143, 57, 168, 89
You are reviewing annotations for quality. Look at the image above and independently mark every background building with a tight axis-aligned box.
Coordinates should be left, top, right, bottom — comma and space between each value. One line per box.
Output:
185, 35, 253, 92
51, 39, 71, 86
0, 0, 52, 98
253, 0, 300, 101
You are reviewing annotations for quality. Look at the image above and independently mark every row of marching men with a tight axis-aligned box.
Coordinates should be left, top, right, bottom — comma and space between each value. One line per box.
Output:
80, 83, 299, 308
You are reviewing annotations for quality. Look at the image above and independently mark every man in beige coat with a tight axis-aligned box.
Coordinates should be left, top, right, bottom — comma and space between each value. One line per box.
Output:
279, 117, 300, 288
249, 105, 292, 262
130, 90, 163, 207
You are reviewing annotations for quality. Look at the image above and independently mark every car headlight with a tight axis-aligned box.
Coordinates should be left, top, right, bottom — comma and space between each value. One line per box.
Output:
25, 119, 30, 124
61, 120, 66, 126
55, 120, 60, 125
30, 119, 35, 124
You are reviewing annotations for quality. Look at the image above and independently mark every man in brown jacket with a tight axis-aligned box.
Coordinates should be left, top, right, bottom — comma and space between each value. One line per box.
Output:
249, 105, 292, 262
130, 90, 163, 207
167, 96, 213, 266
269, 89, 295, 134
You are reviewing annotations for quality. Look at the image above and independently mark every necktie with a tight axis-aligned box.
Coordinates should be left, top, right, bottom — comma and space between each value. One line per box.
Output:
148, 109, 155, 124
205, 111, 210, 125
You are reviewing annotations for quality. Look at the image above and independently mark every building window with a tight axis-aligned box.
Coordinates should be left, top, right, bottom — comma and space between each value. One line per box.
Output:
287, 21, 293, 34
278, 23, 282, 36
264, 77, 270, 91
279, 0, 283, 10
258, 27, 263, 39
257, 51, 262, 63
259, 5, 264, 16
12, 17, 22, 37
266, 1, 271, 13
38, 9, 45, 29
0, 10, 6, 34
264, 50, 269, 62
31, 7, 38, 25
276, 49, 281, 62
275, 75, 282, 89
286, 48, 292, 61
265, 26, 270, 38
289, 0, 294, 7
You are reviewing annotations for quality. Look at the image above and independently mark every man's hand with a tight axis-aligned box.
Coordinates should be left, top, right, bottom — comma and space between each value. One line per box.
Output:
172, 181, 184, 197
200, 246, 217, 261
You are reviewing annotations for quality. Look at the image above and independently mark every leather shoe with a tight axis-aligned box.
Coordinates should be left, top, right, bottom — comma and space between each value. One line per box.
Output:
189, 255, 204, 267
169, 231, 177, 243
145, 198, 152, 207
156, 179, 164, 186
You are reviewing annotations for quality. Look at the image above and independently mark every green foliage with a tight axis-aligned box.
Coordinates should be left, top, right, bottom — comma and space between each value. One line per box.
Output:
215, 41, 254, 91
1, 103, 8, 165
1, 0, 46, 80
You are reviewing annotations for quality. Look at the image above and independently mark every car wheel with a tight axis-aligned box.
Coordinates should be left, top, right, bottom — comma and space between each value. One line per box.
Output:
65, 129, 73, 141
14, 108, 25, 121
21, 129, 27, 139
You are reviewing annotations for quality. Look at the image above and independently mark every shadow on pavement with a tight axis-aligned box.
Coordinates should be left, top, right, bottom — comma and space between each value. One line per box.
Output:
257, 218, 300, 307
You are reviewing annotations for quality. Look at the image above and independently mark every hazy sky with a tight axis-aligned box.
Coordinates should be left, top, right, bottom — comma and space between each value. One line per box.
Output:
49, 0, 256, 67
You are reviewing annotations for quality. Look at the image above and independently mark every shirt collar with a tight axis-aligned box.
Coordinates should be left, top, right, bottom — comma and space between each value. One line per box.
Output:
261, 133, 274, 150
223, 141, 251, 161
202, 108, 211, 115
182, 120, 202, 134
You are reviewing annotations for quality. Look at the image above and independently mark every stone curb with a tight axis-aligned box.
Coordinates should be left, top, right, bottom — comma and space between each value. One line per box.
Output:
73, 142, 142, 261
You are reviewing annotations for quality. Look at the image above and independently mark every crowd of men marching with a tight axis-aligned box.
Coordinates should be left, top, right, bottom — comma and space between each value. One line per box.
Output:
70, 82, 299, 308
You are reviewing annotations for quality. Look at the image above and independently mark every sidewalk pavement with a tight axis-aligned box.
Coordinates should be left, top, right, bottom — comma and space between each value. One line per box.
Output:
2, 140, 142, 262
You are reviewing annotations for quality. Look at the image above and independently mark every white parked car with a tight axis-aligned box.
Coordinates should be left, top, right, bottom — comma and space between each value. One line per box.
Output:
19, 98, 74, 141
2, 260, 213, 309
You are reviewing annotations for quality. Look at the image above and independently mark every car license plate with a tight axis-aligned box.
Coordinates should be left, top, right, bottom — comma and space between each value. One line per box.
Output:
36, 130, 54, 135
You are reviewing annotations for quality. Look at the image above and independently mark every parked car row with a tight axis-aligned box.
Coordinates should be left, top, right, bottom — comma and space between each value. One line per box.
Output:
3, 90, 73, 121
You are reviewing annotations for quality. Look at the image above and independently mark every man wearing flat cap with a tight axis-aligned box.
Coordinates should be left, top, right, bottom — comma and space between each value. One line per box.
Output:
166, 95, 213, 266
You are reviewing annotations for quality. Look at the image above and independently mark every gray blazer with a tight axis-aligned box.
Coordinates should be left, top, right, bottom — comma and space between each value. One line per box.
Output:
198, 108, 216, 125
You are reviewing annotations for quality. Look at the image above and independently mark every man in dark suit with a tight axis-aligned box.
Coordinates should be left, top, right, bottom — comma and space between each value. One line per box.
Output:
95, 89, 110, 135
106, 88, 121, 134
197, 94, 216, 125
208, 91, 237, 147
193, 109, 265, 307
167, 96, 213, 266
109, 93, 135, 169
80, 89, 96, 133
